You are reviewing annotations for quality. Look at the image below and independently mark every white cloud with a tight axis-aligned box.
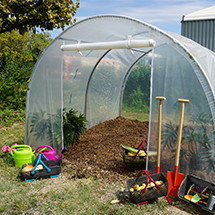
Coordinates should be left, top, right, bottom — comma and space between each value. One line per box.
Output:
71, 0, 215, 33
114, 1, 214, 24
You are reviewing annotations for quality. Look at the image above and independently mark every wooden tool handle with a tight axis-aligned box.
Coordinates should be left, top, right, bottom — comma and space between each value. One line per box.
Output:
156, 96, 166, 101
192, 190, 209, 199
175, 99, 189, 166
178, 99, 189, 103
156, 96, 166, 173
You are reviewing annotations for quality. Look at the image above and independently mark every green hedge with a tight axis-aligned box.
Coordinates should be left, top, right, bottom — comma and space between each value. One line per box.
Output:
0, 31, 52, 126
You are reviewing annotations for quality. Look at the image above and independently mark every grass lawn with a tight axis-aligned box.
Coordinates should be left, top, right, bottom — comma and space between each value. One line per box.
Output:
0, 120, 200, 215
121, 110, 149, 122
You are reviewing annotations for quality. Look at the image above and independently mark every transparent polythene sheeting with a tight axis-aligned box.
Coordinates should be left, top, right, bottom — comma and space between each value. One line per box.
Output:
62, 50, 104, 114
169, 32, 215, 120
169, 32, 215, 89
26, 15, 215, 170
147, 44, 214, 182
25, 40, 64, 154
61, 15, 158, 45
86, 48, 150, 128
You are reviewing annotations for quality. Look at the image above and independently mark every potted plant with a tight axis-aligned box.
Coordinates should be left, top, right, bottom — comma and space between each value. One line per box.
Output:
63, 108, 88, 150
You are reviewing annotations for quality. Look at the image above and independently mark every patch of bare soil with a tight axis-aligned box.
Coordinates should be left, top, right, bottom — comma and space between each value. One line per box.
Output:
64, 116, 149, 182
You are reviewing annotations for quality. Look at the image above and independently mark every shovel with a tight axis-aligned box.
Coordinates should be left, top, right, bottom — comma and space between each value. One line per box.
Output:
167, 98, 189, 197
155, 96, 166, 173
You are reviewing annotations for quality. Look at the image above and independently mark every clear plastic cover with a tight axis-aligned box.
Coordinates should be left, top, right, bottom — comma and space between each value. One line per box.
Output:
26, 15, 215, 181
148, 43, 214, 182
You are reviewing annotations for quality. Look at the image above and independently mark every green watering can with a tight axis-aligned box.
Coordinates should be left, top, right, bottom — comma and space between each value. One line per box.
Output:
10, 145, 35, 167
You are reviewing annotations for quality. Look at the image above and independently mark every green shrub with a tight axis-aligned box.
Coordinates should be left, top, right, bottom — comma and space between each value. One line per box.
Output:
0, 59, 33, 109
0, 108, 25, 127
63, 108, 88, 147
0, 31, 52, 126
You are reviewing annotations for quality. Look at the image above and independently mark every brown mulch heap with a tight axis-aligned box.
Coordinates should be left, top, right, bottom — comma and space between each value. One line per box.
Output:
64, 116, 150, 183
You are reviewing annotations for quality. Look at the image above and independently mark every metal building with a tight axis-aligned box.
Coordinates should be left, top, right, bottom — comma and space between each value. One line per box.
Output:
181, 6, 215, 52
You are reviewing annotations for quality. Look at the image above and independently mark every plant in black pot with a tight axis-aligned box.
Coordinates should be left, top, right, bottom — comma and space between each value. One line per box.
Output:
63, 108, 88, 151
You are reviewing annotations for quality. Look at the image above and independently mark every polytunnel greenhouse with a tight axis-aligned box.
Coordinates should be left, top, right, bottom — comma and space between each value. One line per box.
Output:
25, 15, 215, 182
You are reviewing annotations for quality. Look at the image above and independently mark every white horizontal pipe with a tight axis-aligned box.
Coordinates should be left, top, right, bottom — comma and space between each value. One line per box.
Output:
61, 39, 156, 51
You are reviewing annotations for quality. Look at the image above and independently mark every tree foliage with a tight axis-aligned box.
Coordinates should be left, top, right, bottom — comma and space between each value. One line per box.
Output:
0, 0, 80, 34
0, 30, 52, 63
0, 30, 52, 124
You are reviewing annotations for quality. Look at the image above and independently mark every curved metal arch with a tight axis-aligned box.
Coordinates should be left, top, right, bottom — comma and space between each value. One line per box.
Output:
119, 49, 153, 116
84, 49, 111, 117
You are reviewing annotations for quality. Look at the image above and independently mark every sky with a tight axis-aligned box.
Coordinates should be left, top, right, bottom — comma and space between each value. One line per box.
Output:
51, 0, 215, 38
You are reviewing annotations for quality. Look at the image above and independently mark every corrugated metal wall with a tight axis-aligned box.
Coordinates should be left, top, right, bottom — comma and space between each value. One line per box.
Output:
181, 19, 215, 52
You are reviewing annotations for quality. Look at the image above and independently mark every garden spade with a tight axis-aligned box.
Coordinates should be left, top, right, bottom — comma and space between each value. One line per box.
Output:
167, 98, 189, 197
155, 96, 166, 173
